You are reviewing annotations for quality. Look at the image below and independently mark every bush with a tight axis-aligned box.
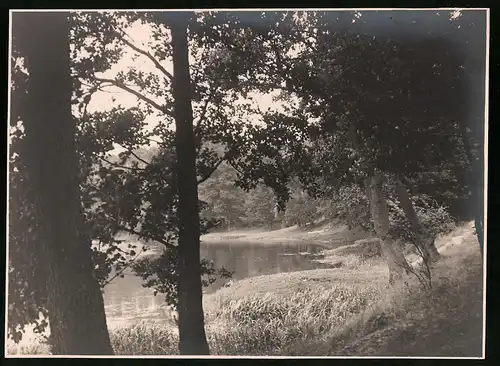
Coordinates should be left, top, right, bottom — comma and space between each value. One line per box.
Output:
317, 184, 373, 231
284, 194, 319, 227
387, 193, 456, 244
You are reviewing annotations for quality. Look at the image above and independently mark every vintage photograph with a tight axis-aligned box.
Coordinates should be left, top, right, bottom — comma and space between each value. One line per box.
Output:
6, 8, 488, 358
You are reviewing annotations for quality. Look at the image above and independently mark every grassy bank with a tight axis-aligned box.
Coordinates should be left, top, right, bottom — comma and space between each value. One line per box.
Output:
8, 224, 482, 357
201, 223, 367, 248
107, 224, 483, 356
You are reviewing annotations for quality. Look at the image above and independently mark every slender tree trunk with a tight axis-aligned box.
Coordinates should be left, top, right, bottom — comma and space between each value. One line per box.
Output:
14, 12, 113, 354
169, 13, 210, 355
394, 175, 440, 263
365, 174, 410, 285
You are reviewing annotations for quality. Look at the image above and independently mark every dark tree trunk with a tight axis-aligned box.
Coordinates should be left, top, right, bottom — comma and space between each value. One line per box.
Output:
394, 175, 440, 263
168, 13, 210, 355
471, 158, 484, 259
365, 174, 411, 285
14, 12, 113, 355
459, 123, 484, 257
348, 125, 409, 285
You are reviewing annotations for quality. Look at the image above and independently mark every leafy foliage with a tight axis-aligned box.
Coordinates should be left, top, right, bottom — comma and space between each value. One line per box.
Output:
198, 163, 246, 231
283, 182, 319, 228
387, 194, 456, 244
132, 247, 232, 310
8, 129, 49, 343
8, 10, 485, 344
242, 184, 276, 228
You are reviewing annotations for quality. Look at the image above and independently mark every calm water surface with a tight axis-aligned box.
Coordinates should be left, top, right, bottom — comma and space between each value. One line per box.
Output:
103, 240, 334, 326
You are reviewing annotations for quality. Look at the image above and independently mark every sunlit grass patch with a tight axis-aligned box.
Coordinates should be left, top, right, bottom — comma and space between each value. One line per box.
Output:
110, 322, 178, 355
289, 236, 483, 356
202, 259, 388, 355
6, 342, 50, 356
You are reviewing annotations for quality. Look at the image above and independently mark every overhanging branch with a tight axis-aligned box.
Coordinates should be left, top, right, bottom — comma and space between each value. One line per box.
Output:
101, 246, 145, 287
94, 77, 174, 118
197, 158, 224, 185
227, 160, 245, 176
115, 32, 174, 82
114, 143, 152, 168
97, 155, 147, 172
118, 225, 176, 250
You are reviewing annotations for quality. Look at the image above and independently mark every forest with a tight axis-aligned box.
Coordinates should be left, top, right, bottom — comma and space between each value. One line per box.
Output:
8, 10, 486, 357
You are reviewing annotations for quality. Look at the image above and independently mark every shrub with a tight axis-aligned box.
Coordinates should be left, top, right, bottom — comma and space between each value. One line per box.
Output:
387, 193, 456, 245
283, 186, 320, 227
317, 184, 373, 231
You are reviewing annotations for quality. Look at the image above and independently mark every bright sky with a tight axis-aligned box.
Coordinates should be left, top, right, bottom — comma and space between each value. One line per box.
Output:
12, 10, 470, 155
85, 9, 466, 144
85, 20, 292, 154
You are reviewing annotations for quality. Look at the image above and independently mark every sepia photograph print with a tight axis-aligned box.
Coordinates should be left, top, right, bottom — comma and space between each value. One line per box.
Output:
6, 8, 488, 358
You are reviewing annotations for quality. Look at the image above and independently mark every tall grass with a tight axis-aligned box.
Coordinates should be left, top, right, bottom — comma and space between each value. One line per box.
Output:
110, 323, 178, 355
6, 342, 50, 356
105, 280, 383, 356
205, 282, 384, 355
7, 226, 481, 357
106, 241, 481, 356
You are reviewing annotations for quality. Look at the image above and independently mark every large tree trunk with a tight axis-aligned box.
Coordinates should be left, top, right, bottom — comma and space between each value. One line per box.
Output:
365, 174, 411, 285
169, 13, 210, 355
14, 12, 113, 354
348, 124, 409, 284
394, 175, 440, 263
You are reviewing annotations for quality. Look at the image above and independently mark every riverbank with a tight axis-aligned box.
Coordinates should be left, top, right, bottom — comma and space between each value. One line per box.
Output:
7, 223, 483, 357
109, 223, 484, 356
201, 223, 367, 248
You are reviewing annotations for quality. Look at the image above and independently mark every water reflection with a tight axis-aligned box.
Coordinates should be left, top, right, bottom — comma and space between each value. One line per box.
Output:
103, 241, 332, 325
200, 242, 331, 294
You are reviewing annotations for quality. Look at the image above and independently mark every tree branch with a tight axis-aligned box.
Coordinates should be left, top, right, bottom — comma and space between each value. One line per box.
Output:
145, 136, 171, 147
81, 79, 116, 93
118, 225, 176, 250
129, 150, 151, 167
115, 143, 152, 167
97, 155, 147, 172
114, 31, 174, 82
94, 77, 174, 117
197, 158, 224, 185
101, 247, 145, 287
194, 85, 218, 135
227, 160, 246, 177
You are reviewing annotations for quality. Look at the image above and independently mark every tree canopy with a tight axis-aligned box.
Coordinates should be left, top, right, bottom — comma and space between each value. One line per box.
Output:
8, 10, 486, 353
